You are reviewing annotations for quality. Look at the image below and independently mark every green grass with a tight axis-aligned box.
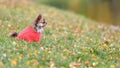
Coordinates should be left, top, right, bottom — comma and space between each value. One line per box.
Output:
0, 0, 120, 68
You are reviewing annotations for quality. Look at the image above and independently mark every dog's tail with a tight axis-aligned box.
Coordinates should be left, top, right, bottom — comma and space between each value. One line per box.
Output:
8, 31, 18, 37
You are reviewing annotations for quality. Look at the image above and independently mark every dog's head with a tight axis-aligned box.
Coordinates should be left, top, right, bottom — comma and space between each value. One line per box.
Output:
33, 14, 47, 32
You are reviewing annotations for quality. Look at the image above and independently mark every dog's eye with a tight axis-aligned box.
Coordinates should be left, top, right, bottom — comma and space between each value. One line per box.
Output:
43, 22, 46, 24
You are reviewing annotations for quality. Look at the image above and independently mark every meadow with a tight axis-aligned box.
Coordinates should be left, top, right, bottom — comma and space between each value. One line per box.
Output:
0, 0, 120, 68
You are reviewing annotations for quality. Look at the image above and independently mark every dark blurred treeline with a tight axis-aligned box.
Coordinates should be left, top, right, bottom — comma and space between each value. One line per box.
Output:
35, 0, 120, 26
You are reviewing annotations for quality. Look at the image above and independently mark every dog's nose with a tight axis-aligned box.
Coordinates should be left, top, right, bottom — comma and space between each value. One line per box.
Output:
38, 26, 42, 29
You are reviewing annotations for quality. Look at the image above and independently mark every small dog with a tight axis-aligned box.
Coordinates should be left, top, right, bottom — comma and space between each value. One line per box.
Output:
9, 14, 47, 42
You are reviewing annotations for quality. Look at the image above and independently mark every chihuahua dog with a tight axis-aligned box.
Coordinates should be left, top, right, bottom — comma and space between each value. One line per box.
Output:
9, 14, 47, 42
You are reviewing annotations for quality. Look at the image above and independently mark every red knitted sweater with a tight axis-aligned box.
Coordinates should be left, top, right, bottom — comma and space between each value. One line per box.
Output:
16, 26, 40, 42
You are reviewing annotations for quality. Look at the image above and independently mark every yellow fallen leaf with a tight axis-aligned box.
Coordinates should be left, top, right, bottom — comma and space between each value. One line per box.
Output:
110, 65, 115, 68
19, 54, 23, 59
44, 49, 49, 53
10, 58, 18, 65
103, 44, 109, 49
32, 59, 39, 66
26, 60, 30, 65
0, 62, 4, 66
84, 60, 91, 67
23, 45, 28, 49
34, 50, 39, 56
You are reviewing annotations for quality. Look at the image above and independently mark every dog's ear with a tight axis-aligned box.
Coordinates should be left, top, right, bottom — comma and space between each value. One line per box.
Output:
35, 14, 42, 23
33, 14, 42, 26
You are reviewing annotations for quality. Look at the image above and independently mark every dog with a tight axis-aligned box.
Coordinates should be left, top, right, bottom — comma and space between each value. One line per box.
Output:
9, 14, 47, 42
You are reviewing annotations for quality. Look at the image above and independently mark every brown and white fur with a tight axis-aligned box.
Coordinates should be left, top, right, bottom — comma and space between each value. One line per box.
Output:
9, 14, 47, 37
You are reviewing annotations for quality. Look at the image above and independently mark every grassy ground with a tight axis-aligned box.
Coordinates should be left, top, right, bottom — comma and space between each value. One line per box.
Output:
0, 0, 120, 68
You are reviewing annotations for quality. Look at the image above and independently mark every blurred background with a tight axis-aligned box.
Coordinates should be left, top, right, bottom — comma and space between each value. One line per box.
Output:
34, 0, 120, 26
